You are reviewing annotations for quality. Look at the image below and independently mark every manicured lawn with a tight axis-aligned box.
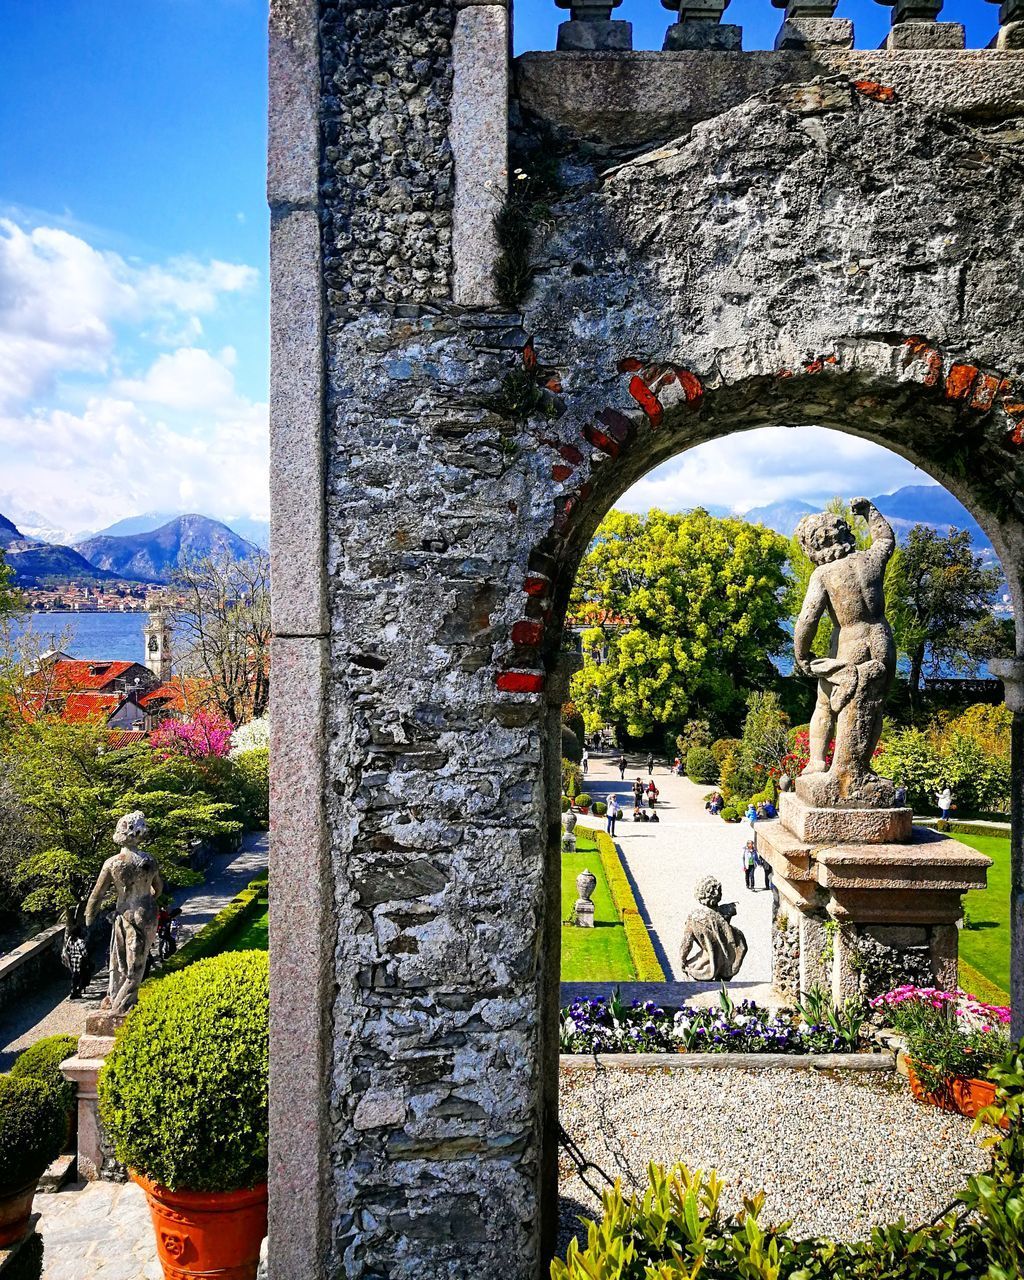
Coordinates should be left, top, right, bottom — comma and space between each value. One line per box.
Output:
957, 832, 1011, 1001
561, 830, 637, 982
224, 902, 269, 952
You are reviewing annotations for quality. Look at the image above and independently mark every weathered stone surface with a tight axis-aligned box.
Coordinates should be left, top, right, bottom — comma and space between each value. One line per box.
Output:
557, 18, 632, 50
268, 0, 319, 206
884, 20, 966, 48
678, 875, 747, 979
779, 793, 912, 844
515, 50, 1024, 146
664, 20, 742, 50
775, 17, 853, 49
269, 207, 326, 639
268, 636, 330, 1280
792, 500, 897, 809
452, 5, 508, 305
85, 812, 160, 1015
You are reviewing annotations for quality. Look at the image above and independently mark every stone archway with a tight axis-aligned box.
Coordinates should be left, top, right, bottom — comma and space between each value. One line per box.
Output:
267, 5, 1024, 1276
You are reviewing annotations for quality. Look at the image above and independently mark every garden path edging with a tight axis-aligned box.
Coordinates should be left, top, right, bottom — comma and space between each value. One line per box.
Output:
560, 1051, 894, 1070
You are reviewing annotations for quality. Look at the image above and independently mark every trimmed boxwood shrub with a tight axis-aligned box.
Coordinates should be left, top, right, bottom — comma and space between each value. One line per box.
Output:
576, 793, 592, 809
593, 801, 607, 817
720, 805, 741, 823
590, 827, 666, 982
155, 876, 267, 978
0, 1075, 66, 1194
685, 746, 719, 785
11, 1034, 79, 1114
99, 950, 268, 1192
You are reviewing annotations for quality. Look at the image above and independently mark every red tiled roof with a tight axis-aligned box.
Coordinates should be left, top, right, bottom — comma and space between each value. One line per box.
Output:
139, 679, 205, 713
107, 729, 148, 749
61, 693, 124, 723
45, 659, 140, 693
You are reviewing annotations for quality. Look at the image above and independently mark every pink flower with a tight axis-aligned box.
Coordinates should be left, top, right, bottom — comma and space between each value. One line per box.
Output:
151, 709, 234, 759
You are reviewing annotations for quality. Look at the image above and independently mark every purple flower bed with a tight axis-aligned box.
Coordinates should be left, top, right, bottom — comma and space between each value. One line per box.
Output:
560, 989, 859, 1055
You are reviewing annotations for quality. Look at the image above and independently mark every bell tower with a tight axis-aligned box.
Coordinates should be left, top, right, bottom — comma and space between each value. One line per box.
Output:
143, 607, 172, 682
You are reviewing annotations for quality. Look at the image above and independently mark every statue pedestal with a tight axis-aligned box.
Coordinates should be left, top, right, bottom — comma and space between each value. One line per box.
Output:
573, 898, 595, 928
758, 814, 991, 1004
60, 1012, 128, 1181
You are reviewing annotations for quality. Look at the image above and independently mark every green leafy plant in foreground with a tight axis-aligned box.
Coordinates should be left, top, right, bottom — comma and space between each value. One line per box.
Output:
553, 1040, 1024, 1280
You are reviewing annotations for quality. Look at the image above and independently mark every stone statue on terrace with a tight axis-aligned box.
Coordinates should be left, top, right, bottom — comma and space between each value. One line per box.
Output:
793, 498, 897, 809
679, 875, 747, 981
85, 810, 163, 1015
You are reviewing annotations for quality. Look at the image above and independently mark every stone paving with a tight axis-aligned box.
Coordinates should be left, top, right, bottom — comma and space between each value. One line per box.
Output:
561, 753, 776, 1009
0, 833, 268, 1069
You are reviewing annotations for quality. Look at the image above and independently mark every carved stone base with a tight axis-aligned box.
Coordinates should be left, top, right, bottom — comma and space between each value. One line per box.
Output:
883, 21, 965, 49
759, 818, 991, 1004
663, 21, 742, 50
794, 769, 896, 812
775, 17, 853, 50
557, 19, 632, 51
779, 792, 912, 844
61, 1025, 126, 1182
573, 898, 595, 927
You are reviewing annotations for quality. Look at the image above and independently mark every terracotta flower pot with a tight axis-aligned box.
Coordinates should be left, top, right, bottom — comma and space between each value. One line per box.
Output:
906, 1061, 1006, 1126
0, 1177, 39, 1248
132, 1171, 268, 1280
576, 805, 590, 815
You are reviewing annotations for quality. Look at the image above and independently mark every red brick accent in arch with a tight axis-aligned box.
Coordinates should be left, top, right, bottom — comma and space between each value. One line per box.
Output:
495, 670, 545, 694
511, 620, 544, 648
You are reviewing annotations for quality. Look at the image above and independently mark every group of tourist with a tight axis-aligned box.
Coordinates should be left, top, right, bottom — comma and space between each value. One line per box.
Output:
742, 840, 772, 892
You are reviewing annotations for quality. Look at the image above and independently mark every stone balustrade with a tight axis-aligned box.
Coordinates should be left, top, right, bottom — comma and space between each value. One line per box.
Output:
539, 0, 1020, 52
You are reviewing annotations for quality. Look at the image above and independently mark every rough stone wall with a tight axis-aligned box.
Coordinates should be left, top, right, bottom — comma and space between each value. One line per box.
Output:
772, 915, 800, 999
316, 44, 1024, 1280
320, 0, 455, 310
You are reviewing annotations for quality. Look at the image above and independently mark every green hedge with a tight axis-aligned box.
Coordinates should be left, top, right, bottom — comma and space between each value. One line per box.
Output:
915, 818, 1010, 839
588, 827, 665, 983
100, 951, 268, 1192
0, 1075, 66, 1195
11, 1034, 79, 1114
154, 875, 267, 979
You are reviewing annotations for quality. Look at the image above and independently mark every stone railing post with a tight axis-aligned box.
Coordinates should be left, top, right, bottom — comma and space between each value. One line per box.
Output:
989, 658, 1024, 1039
876, 0, 966, 48
993, 0, 1024, 48
555, 0, 632, 50
772, 0, 853, 50
662, 0, 742, 51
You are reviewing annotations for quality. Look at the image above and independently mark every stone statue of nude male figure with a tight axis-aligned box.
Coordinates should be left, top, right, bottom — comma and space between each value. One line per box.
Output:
85, 810, 163, 1015
793, 498, 897, 810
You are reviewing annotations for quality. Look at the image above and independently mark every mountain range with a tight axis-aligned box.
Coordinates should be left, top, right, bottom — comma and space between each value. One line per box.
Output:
0, 512, 261, 587
742, 486, 993, 558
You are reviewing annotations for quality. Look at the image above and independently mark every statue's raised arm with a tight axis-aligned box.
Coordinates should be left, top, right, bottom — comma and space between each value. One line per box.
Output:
850, 496, 895, 568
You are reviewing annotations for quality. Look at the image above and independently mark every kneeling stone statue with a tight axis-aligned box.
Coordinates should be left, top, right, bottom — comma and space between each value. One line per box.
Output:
679, 875, 747, 981
85, 810, 163, 1015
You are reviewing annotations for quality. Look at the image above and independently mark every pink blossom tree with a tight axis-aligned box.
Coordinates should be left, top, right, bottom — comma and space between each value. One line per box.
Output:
151, 709, 234, 760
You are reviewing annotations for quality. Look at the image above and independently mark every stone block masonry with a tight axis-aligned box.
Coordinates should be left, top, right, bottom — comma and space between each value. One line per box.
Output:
268, 12, 1024, 1277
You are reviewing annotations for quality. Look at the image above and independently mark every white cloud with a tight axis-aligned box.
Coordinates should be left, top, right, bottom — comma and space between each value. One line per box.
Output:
114, 346, 238, 411
0, 218, 267, 532
616, 426, 934, 515
0, 218, 257, 409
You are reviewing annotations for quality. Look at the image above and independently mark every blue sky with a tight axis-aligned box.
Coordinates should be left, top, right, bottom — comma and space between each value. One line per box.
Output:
0, 0, 1000, 540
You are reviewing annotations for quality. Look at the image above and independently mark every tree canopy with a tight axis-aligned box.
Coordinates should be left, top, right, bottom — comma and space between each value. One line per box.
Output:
568, 509, 790, 738
885, 525, 1006, 709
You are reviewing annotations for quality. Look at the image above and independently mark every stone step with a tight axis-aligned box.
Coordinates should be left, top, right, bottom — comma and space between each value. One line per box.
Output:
37, 1152, 76, 1193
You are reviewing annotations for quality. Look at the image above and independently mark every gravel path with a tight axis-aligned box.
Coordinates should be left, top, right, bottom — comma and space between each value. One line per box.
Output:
0, 833, 268, 1069
557, 1063, 989, 1254
563, 754, 775, 1007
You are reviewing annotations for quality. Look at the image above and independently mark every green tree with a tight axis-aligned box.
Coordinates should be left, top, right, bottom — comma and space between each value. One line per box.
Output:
886, 526, 1006, 713
569, 509, 789, 738
0, 549, 21, 620
4, 717, 240, 919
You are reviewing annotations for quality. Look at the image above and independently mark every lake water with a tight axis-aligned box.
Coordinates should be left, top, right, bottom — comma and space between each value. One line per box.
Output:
11, 612, 148, 662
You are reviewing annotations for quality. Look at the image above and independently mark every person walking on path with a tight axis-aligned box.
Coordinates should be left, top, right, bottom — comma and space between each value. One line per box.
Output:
617, 753, 627, 780
633, 777, 644, 809
646, 780, 659, 807
937, 784, 953, 822
606, 796, 619, 837
61, 926, 90, 1000
581, 748, 589, 776
742, 841, 758, 891
647, 752, 655, 776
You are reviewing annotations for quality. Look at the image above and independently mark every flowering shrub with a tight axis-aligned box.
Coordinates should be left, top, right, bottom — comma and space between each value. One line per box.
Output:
871, 985, 1010, 1093
151, 709, 234, 760
559, 988, 859, 1056
229, 716, 269, 757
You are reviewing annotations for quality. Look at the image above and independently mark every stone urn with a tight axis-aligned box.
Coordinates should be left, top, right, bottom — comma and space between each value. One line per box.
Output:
573, 869, 597, 928
563, 810, 578, 835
